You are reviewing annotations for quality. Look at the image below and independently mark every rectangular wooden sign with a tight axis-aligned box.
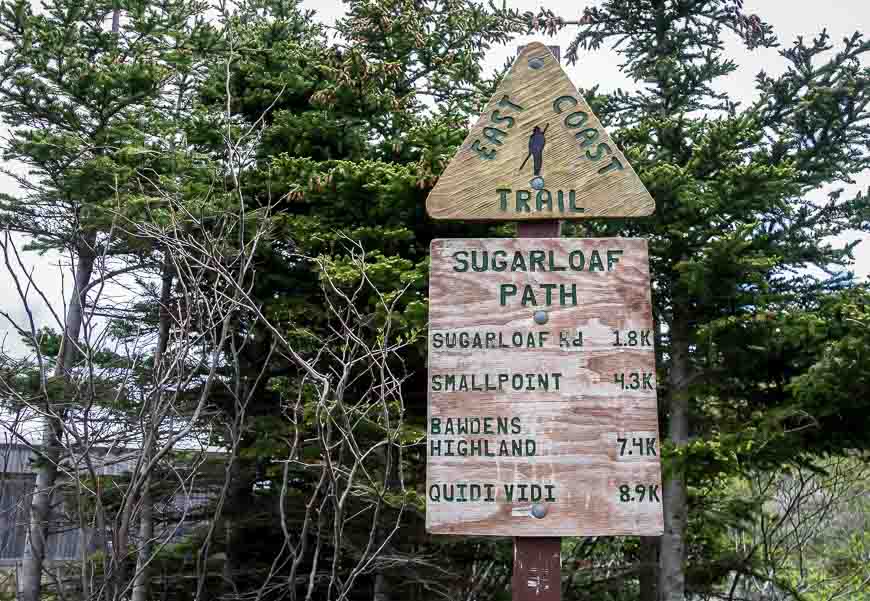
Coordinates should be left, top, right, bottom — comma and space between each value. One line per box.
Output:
427, 238, 663, 536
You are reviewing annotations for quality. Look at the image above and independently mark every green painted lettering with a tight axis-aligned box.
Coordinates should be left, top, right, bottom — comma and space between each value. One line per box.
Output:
560, 284, 576, 306
589, 250, 604, 271
565, 110, 589, 128
545, 484, 556, 501
512, 440, 523, 457
520, 285, 537, 306
576, 128, 599, 148
470, 139, 495, 160
497, 188, 511, 210
498, 95, 524, 111
553, 95, 577, 113
598, 156, 624, 174
607, 249, 623, 270
441, 484, 453, 500
549, 251, 566, 271
482, 126, 508, 146
492, 250, 507, 271
470, 250, 487, 272
515, 189, 531, 212
485, 484, 496, 501
469, 484, 481, 501
499, 283, 517, 305
517, 484, 529, 501
456, 483, 467, 502
490, 109, 516, 128
569, 190, 583, 213
568, 250, 585, 270
586, 142, 611, 161
541, 283, 556, 305
453, 250, 469, 272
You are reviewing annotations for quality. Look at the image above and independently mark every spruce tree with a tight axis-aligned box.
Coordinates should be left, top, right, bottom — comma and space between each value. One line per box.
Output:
180, 0, 528, 597
188, 0, 870, 596
3, 0, 867, 598
512, 2, 870, 599
0, 0, 214, 597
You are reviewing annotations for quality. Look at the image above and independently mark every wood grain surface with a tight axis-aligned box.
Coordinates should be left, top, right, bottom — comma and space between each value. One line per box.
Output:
427, 238, 663, 536
425, 43, 655, 221
513, 538, 561, 601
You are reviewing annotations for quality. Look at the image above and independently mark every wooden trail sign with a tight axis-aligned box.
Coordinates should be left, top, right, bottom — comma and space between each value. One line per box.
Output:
426, 238, 663, 536
426, 42, 655, 220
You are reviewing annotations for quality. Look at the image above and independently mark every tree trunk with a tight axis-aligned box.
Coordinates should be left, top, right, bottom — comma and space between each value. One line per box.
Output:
132, 478, 153, 601
373, 573, 390, 601
222, 456, 245, 596
22, 9, 121, 595
639, 536, 658, 601
658, 319, 690, 601
20, 243, 96, 601
133, 263, 174, 601
373, 444, 396, 601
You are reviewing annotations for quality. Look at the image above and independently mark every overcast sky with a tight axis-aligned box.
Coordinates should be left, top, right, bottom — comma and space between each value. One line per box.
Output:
0, 0, 868, 355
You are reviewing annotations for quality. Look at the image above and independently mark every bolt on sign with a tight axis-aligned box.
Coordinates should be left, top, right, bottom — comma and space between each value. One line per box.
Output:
426, 43, 663, 537
426, 43, 654, 220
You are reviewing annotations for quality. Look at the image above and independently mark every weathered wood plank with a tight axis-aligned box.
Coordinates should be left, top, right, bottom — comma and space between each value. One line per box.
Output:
427, 238, 663, 536
513, 537, 561, 601
425, 43, 655, 220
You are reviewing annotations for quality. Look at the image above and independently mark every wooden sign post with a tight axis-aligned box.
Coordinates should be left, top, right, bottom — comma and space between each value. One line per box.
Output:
514, 220, 561, 601
426, 43, 662, 600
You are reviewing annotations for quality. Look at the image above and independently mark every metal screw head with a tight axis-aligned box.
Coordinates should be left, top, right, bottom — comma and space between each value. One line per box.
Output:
528, 56, 545, 69
531, 503, 548, 519
533, 310, 548, 325
530, 176, 545, 190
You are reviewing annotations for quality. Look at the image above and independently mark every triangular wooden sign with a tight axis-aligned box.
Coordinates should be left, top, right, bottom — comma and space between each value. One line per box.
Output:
426, 42, 655, 220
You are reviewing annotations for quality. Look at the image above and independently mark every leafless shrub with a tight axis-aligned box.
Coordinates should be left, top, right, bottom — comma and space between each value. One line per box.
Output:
0, 17, 417, 600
